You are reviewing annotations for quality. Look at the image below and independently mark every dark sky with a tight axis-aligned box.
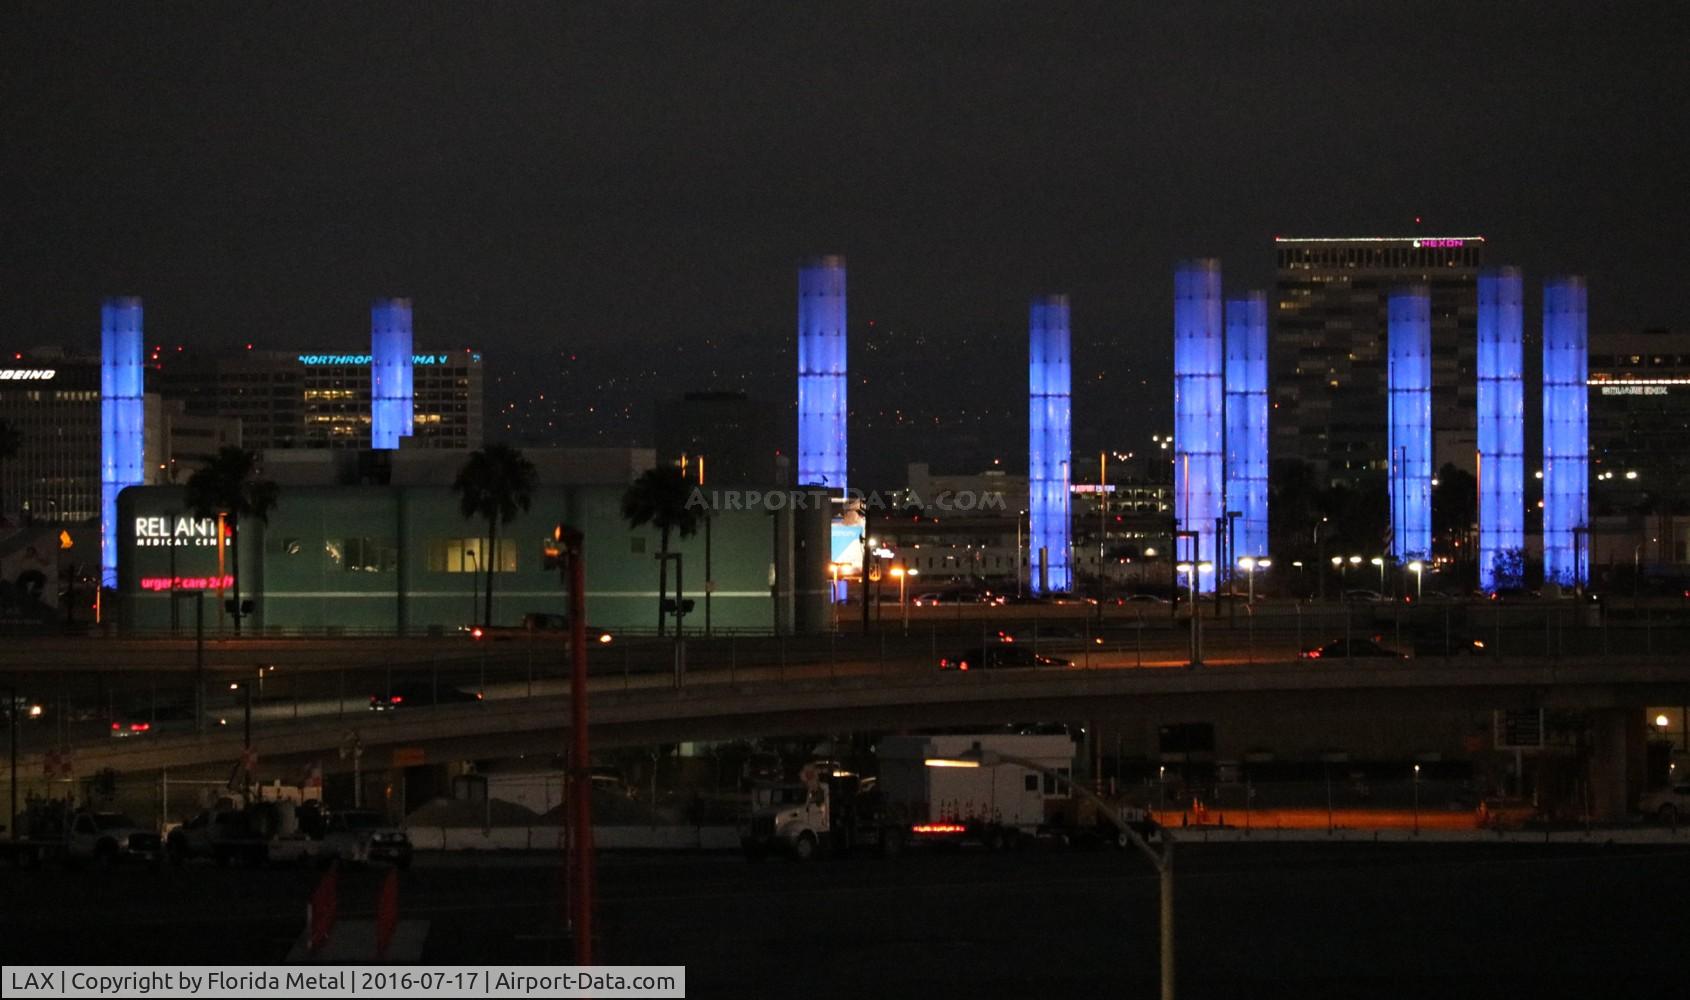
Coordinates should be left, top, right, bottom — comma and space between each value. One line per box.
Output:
4, 1, 1688, 486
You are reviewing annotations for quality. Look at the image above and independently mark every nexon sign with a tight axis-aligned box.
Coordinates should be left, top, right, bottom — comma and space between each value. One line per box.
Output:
134, 515, 221, 548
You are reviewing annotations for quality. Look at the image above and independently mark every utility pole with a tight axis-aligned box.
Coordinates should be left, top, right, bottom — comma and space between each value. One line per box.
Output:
555, 524, 595, 965
8, 683, 17, 844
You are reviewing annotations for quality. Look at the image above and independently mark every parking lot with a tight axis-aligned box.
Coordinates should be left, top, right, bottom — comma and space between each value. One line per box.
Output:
3, 842, 1687, 998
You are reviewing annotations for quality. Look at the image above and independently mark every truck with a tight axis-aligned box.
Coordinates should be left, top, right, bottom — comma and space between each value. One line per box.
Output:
1, 800, 163, 867
739, 733, 1077, 860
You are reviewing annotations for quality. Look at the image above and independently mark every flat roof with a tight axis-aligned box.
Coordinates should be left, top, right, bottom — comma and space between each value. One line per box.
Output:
1273, 235, 1486, 244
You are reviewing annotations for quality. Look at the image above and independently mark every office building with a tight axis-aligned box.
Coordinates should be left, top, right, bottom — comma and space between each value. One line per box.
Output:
157, 347, 483, 451
1272, 236, 1484, 486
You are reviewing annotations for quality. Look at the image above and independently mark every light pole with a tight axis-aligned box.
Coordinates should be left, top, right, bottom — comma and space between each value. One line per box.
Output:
1370, 556, 1385, 594
1412, 763, 1421, 835
891, 565, 917, 633
1347, 555, 1362, 594
828, 562, 842, 632
467, 548, 480, 628
1408, 560, 1424, 601
1330, 555, 1343, 599
1176, 561, 1211, 666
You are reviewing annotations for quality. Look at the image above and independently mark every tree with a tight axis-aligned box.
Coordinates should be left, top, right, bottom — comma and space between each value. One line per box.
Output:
620, 466, 702, 635
0, 418, 19, 518
452, 444, 539, 628
184, 446, 279, 635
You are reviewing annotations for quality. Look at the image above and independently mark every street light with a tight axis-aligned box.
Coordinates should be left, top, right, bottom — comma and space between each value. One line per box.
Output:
1412, 763, 1422, 835
1408, 560, 1424, 600
891, 565, 918, 632
1237, 556, 1269, 605
827, 562, 843, 631
1369, 555, 1385, 592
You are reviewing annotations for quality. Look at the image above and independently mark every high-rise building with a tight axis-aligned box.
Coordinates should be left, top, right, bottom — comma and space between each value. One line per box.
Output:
656, 391, 782, 487
0, 349, 236, 524
1587, 327, 1690, 514
1272, 236, 1485, 486
156, 348, 483, 451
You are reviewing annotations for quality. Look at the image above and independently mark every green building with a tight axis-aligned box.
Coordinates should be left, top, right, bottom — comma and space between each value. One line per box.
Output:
115, 451, 831, 635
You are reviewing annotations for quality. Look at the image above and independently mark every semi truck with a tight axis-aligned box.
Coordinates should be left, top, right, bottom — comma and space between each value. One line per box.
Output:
739, 733, 1077, 860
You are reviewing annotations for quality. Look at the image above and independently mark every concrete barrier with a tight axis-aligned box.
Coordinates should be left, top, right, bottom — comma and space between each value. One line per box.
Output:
409, 824, 740, 852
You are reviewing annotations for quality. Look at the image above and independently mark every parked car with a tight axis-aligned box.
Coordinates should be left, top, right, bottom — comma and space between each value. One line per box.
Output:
369, 682, 483, 712
1640, 782, 1690, 823
1122, 594, 1171, 605
939, 646, 1073, 671
1299, 637, 1405, 660
1343, 589, 1386, 603
319, 810, 412, 868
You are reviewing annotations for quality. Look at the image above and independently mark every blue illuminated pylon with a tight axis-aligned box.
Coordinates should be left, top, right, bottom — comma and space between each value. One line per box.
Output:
1028, 294, 1072, 595
371, 298, 415, 450
1477, 268, 1525, 590
1224, 291, 1269, 565
101, 297, 145, 590
797, 256, 847, 490
1388, 287, 1433, 563
1174, 259, 1223, 593
1542, 275, 1589, 588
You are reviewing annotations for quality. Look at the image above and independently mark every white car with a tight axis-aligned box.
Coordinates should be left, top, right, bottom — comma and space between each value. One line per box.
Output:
1640, 782, 1690, 823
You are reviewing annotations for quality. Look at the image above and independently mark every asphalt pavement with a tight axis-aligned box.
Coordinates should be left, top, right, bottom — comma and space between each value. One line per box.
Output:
2, 843, 1685, 998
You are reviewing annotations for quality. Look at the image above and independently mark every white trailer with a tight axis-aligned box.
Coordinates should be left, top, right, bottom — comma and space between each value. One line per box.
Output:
875, 733, 1075, 849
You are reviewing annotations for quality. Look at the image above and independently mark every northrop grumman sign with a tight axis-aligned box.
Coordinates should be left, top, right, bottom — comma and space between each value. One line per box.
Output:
133, 516, 221, 547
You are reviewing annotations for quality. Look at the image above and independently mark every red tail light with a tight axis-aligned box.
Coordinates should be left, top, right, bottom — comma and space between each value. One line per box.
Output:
111, 722, 120, 730
389, 695, 403, 704
470, 627, 485, 639
1305, 649, 1321, 658
130, 723, 150, 732
475, 692, 484, 700
959, 661, 970, 671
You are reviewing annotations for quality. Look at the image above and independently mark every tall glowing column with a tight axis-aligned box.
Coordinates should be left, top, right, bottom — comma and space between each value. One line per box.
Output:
370, 298, 415, 450
1224, 291, 1269, 563
1477, 268, 1525, 590
1388, 286, 1433, 563
101, 297, 145, 590
1174, 259, 1223, 593
797, 256, 847, 490
1542, 275, 1589, 588
1028, 294, 1072, 594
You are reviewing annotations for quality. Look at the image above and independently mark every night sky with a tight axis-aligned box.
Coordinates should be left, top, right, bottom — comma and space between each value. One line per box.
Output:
4, 2, 1687, 487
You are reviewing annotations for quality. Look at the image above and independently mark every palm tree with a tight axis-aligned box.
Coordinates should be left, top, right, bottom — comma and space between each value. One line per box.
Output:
184, 446, 279, 635
620, 466, 702, 635
0, 418, 19, 518
452, 444, 538, 628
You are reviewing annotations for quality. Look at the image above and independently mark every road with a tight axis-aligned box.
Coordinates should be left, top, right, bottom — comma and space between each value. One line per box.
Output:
2, 843, 1685, 997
